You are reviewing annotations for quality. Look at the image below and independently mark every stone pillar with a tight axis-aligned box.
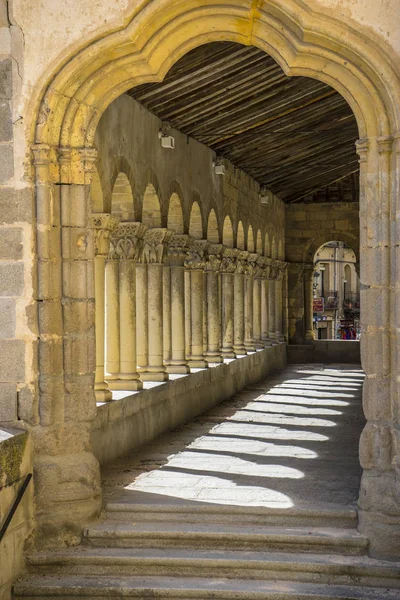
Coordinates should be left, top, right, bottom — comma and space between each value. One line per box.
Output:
268, 268, 278, 345
261, 263, 271, 346
233, 251, 248, 355
282, 267, 289, 343
185, 240, 208, 368
244, 253, 257, 352
107, 223, 146, 390
165, 234, 191, 374
205, 244, 223, 363
105, 259, 120, 381
287, 262, 307, 345
220, 248, 237, 358
253, 257, 264, 349
92, 214, 120, 401
138, 228, 172, 381
303, 264, 315, 342
275, 262, 287, 343
32, 145, 102, 538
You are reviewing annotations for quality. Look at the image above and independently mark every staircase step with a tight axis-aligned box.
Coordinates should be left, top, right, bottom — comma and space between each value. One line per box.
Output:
85, 521, 367, 555
13, 575, 400, 599
26, 547, 400, 588
105, 499, 357, 528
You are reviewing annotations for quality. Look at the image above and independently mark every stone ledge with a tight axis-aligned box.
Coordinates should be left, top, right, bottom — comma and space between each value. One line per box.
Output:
91, 345, 286, 466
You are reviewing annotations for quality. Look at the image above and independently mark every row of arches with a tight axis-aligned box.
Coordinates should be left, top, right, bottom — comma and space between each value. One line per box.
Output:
92, 170, 285, 259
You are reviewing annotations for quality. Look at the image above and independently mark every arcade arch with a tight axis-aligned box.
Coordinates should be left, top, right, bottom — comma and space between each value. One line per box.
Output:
27, 0, 400, 558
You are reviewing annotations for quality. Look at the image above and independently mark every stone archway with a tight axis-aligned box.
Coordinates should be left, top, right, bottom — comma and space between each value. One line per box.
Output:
29, 0, 400, 557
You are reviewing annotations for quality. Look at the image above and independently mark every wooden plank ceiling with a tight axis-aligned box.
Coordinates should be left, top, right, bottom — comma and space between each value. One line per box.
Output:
128, 42, 359, 203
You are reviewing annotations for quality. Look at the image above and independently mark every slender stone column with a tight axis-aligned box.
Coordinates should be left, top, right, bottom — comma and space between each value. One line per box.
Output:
105, 259, 120, 380
138, 228, 173, 381
220, 248, 237, 358
205, 244, 223, 363
185, 240, 208, 368
165, 234, 191, 374
107, 223, 146, 390
136, 261, 148, 375
281, 267, 289, 343
303, 264, 315, 342
92, 214, 120, 401
286, 262, 307, 345
261, 263, 271, 346
253, 257, 265, 349
275, 261, 287, 343
268, 267, 278, 344
233, 251, 247, 355
244, 254, 258, 352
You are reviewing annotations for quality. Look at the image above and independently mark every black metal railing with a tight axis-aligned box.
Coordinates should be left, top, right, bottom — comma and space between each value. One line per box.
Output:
0, 473, 32, 543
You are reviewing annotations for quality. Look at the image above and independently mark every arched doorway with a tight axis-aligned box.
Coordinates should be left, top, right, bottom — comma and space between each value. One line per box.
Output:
29, 0, 400, 557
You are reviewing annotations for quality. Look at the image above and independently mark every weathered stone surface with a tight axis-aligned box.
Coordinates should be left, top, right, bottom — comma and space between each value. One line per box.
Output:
0, 99, 12, 141
0, 297, 16, 337
0, 382, 17, 421
0, 339, 25, 381
0, 142, 13, 182
0, 187, 33, 224
0, 227, 23, 259
0, 58, 12, 98
0, 262, 24, 296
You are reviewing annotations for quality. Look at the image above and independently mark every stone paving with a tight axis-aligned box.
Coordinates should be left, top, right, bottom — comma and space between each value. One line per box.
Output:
102, 364, 365, 512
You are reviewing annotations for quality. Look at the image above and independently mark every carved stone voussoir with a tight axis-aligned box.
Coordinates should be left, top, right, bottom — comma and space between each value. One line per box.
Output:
92, 213, 120, 256
109, 222, 148, 260
142, 228, 173, 264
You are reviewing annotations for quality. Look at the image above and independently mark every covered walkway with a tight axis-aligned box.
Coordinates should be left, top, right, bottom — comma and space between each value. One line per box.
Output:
102, 364, 365, 513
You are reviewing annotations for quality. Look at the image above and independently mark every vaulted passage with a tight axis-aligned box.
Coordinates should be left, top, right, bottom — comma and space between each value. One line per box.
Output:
14, 365, 400, 599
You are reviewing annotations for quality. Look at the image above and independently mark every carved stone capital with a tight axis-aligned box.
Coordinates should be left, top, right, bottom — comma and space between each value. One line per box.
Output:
205, 243, 223, 272
220, 247, 239, 274
355, 138, 369, 163
235, 250, 250, 275
377, 136, 393, 155
185, 240, 209, 269
92, 214, 120, 256
141, 228, 173, 264
167, 234, 193, 266
109, 222, 148, 260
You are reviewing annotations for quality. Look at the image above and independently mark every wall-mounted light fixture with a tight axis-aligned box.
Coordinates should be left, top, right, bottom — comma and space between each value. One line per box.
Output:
158, 122, 175, 149
213, 157, 225, 175
259, 186, 273, 204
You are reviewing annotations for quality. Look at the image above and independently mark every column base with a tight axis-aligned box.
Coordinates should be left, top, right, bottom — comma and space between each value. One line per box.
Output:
269, 334, 279, 346
304, 330, 315, 342
221, 349, 236, 359
206, 352, 223, 363
140, 371, 169, 382
261, 337, 272, 347
244, 342, 256, 352
108, 378, 143, 391
254, 340, 264, 349
94, 386, 112, 402
233, 345, 247, 355
188, 359, 208, 368
166, 364, 190, 374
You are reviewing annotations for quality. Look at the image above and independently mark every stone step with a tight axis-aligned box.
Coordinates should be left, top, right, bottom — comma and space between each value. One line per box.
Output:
12, 575, 400, 599
105, 499, 357, 528
25, 547, 400, 588
84, 521, 368, 555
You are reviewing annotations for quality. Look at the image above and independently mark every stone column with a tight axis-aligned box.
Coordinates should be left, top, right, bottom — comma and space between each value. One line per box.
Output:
281, 267, 289, 343
261, 263, 271, 346
205, 244, 223, 363
268, 266, 278, 345
165, 234, 191, 374
220, 248, 237, 358
138, 228, 172, 381
303, 264, 315, 342
275, 261, 287, 343
185, 240, 208, 368
286, 262, 307, 345
253, 257, 264, 349
105, 259, 120, 381
92, 214, 120, 401
244, 253, 257, 352
233, 251, 248, 355
107, 223, 146, 390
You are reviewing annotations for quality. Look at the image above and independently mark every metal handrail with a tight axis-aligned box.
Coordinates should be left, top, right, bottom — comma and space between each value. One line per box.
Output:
0, 473, 32, 543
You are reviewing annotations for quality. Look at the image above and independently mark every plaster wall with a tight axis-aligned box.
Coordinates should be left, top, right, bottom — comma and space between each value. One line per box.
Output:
94, 94, 285, 249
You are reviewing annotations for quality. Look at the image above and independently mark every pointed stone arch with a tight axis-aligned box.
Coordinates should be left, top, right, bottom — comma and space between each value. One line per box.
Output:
264, 232, 270, 257
256, 230, 263, 255
189, 201, 203, 240
237, 221, 245, 250
247, 225, 255, 253
222, 215, 234, 248
90, 168, 104, 213
167, 193, 184, 233
271, 237, 277, 259
111, 172, 135, 221
278, 239, 284, 261
142, 183, 161, 228
207, 209, 219, 243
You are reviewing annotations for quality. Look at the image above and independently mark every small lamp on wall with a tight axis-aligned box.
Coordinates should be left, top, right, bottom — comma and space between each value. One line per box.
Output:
213, 157, 225, 175
159, 122, 175, 149
259, 186, 272, 205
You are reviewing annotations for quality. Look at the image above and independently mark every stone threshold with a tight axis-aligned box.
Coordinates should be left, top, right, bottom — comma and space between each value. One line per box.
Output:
91, 344, 286, 466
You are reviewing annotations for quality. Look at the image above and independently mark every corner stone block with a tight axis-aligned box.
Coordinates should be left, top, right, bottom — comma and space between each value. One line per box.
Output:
0, 297, 16, 338
0, 262, 24, 296
0, 227, 23, 260
0, 382, 17, 421
0, 187, 33, 225
0, 142, 14, 183
0, 340, 25, 382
